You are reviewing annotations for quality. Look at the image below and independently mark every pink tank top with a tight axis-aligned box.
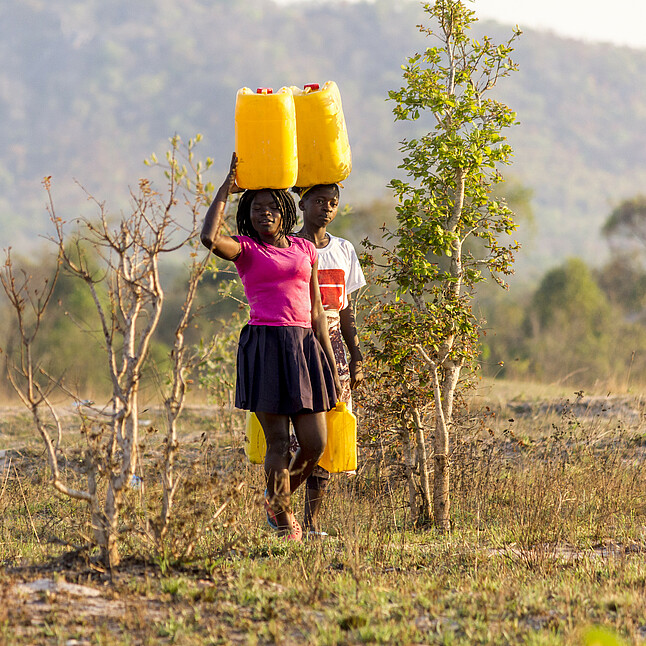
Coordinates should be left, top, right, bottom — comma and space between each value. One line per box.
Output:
234, 235, 317, 327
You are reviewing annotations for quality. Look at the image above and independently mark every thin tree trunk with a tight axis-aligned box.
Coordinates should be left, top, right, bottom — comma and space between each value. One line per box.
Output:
88, 460, 109, 565
412, 406, 433, 523
400, 426, 418, 522
102, 386, 139, 567
160, 401, 180, 541
441, 360, 462, 425
430, 366, 450, 532
103, 483, 122, 567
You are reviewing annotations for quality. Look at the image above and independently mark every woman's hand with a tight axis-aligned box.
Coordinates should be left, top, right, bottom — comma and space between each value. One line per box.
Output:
218, 152, 243, 197
200, 152, 243, 260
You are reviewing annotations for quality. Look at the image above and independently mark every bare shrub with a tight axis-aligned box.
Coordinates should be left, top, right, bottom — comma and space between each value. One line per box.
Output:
0, 135, 244, 567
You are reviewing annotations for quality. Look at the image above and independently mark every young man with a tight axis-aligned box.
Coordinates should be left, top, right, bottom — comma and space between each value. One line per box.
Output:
294, 183, 366, 535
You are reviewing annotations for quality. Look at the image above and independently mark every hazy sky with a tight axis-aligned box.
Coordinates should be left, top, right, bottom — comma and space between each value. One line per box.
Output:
274, 0, 646, 50
472, 0, 646, 49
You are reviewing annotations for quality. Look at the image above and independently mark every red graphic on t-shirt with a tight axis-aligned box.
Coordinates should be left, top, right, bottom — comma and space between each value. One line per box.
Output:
318, 268, 345, 311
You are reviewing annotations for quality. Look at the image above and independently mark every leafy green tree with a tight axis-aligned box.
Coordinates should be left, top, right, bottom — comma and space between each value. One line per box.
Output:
522, 258, 620, 384
602, 195, 646, 252
528, 258, 610, 332
598, 195, 646, 320
476, 287, 530, 377
363, 0, 520, 529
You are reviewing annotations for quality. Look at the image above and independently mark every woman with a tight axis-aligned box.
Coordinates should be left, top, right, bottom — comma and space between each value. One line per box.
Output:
200, 153, 341, 541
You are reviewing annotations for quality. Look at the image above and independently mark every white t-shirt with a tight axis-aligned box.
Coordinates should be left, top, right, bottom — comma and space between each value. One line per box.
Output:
316, 234, 366, 312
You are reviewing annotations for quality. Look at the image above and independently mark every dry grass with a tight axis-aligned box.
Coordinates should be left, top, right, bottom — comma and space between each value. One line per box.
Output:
1, 383, 645, 644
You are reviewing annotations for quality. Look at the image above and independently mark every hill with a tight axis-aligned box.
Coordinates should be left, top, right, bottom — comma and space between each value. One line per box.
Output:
1, 0, 645, 281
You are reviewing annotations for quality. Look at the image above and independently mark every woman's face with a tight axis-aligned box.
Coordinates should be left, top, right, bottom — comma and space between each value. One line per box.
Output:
300, 186, 339, 228
250, 190, 283, 238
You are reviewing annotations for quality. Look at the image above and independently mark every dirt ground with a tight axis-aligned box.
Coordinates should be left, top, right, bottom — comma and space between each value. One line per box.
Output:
2, 395, 646, 645
2, 559, 288, 645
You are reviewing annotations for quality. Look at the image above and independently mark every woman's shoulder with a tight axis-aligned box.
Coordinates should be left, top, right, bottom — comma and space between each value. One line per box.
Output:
287, 235, 317, 264
234, 234, 254, 253
288, 235, 316, 252
234, 234, 252, 246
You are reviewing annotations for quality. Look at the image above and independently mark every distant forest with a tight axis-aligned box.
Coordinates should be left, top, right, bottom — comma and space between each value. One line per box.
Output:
2, 0, 646, 281
4, 0, 646, 395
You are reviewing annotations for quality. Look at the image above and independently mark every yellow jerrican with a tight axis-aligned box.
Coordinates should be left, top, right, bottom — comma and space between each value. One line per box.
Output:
244, 402, 357, 473
291, 81, 352, 188
234, 82, 351, 191
235, 86, 298, 190
318, 401, 357, 473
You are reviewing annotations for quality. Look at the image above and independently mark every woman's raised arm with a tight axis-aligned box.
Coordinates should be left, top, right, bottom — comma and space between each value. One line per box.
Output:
200, 153, 243, 261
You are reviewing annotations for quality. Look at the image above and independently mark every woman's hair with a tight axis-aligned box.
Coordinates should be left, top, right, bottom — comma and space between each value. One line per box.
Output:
236, 189, 298, 243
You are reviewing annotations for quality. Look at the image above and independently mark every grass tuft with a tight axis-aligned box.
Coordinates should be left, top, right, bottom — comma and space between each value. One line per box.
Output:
2, 386, 646, 644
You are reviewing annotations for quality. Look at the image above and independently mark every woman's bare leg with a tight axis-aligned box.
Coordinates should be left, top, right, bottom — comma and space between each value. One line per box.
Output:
290, 411, 327, 493
256, 412, 294, 533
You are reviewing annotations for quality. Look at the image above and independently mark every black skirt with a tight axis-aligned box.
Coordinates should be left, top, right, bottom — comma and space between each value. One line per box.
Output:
235, 325, 337, 415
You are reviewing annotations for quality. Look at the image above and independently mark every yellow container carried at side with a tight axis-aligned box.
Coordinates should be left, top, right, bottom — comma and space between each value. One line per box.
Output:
319, 402, 357, 473
244, 412, 266, 464
234, 87, 298, 190
291, 81, 352, 187
244, 402, 357, 473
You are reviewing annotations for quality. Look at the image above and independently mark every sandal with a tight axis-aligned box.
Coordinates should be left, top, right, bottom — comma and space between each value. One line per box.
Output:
264, 490, 302, 541
283, 516, 302, 542
264, 491, 279, 531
